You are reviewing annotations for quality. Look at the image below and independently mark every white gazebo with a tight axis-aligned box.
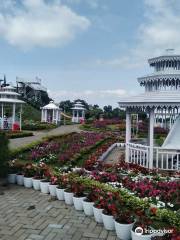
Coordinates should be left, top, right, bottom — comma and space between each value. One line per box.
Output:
119, 50, 180, 171
0, 86, 25, 131
71, 101, 86, 123
41, 101, 61, 125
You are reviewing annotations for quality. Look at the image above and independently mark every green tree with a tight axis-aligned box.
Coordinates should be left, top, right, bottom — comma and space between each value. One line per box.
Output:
0, 133, 9, 178
59, 100, 73, 114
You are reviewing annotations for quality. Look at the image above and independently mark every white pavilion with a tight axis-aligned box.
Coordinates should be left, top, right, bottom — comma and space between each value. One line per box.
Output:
71, 101, 86, 123
0, 86, 24, 131
41, 101, 61, 125
119, 50, 180, 171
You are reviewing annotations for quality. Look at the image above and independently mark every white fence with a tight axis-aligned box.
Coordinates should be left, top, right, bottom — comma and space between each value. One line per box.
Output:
127, 142, 180, 171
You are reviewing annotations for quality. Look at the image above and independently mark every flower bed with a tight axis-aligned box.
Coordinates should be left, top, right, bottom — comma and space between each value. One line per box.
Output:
16, 132, 115, 167
8, 131, 180, 238
8, 169, 180, 239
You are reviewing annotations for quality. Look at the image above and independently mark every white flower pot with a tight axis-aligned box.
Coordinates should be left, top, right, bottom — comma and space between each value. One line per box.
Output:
40, 181, 50, 194
114, 220, 134, 240
93, 206, 103, 223
83, 199, 94, 216
102, 212, 115, 230
73, 196, 86, 211
56, 187, 65, 200
49, 184, 58, 197
131, 229, 154, 240
16, 174, 24, 186
64, 191, 73, 205
32, 178, 41, 190
8, 173, 16, 184
24, 177, 33, 188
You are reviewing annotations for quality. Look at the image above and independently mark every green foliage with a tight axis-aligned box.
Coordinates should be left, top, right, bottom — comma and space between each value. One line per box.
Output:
68, 174, 180, 230
22, 121, 56, 131
6, 131, 33, 139
0, 132, 9, 178
22, 103, 41, 121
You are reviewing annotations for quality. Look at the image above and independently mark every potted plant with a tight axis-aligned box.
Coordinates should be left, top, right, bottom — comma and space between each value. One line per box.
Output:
101, 192, 116, 231
72, 183, 86, 211
8, 160, 18, 184
83, 190, 96, 216
64, 183, 74, 205
93, 189, 105, 223
131, 209, 154, 240
49, 176, 58, 197
32, 163, 47, 190
56, 175, 67, 201
16, 163, 24, 186
114, 207, 135, 240
23, 164, 35, 188
40, 167, 51, 194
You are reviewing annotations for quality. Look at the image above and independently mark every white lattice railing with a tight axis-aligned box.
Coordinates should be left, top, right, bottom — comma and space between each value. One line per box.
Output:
127, 142, 180, 171
127, 143, 149, 168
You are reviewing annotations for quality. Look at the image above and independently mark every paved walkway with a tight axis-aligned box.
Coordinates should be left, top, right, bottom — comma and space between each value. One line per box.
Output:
104, 147, 124, 164
0, 186, 118, 240
9, 125, 81, 150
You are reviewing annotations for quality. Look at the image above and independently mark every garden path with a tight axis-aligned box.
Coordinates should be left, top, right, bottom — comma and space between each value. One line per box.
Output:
104, 147, 124, 164
0, 185, 118, 240
9, 125, 81, 150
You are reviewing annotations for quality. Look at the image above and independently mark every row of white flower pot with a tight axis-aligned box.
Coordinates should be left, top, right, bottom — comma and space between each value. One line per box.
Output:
8, 173, 159, 240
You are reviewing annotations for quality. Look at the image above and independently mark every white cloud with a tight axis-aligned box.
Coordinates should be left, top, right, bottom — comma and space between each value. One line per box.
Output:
97, 0, 180, 69
0, 0, 90, 49
48, 88, 128, 107
63, 0, 100, 9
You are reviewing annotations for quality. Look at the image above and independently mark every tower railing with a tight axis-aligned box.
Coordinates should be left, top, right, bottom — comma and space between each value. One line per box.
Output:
126, 142, 179, 171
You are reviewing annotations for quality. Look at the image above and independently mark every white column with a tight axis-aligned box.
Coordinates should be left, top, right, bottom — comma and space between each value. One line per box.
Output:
148, 108, 154, 169
77, 110, 79, 123
45, 109, 47, 122
125, 109, 131, 162
12, 103, 16, 130
1, 104, 3, 129
41, 109, 44, 122
52, 109, 55, 123
56, 110, 58, 124
72, 110, 74, 122
20, 104, 22, 131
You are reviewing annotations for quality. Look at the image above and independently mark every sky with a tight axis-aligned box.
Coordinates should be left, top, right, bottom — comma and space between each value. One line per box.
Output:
0, 0, 180, 107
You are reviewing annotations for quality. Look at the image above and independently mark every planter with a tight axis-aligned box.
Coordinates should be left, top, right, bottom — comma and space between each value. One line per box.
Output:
83, 199, 94, 216
56, 187, 65, 200
93, 205, 103, 223
131, 229, 154, 240
73, 196, 86, 211
64, 191, 73, 205
49, 184, 58, 197
32, 178, 41, 190
40, 181, 50, 194
8, 173, 16, 184
102, 212, 115, 230
114, 220, 134, 240
16, 174, 24, 186
24, 177, 33, 188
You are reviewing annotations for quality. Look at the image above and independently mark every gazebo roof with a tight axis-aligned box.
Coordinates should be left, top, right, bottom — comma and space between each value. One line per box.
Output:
41, 101, 59, 110
138, 71, 180, 83
71, 101, 85, 110
0, 98, 24, 103
118, 90, 180, 108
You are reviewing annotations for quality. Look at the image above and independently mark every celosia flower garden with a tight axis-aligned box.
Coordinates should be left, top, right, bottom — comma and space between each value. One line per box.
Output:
7, 131, 180, 240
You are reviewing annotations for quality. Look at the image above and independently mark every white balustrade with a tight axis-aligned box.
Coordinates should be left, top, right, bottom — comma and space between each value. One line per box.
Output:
126, 142, 180, 171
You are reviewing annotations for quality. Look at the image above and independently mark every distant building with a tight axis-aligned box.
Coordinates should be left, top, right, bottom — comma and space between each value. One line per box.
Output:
16, 77, 50, 108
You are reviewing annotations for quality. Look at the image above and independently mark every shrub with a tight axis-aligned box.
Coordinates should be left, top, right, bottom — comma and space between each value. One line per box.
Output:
0, 132, 9, 178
